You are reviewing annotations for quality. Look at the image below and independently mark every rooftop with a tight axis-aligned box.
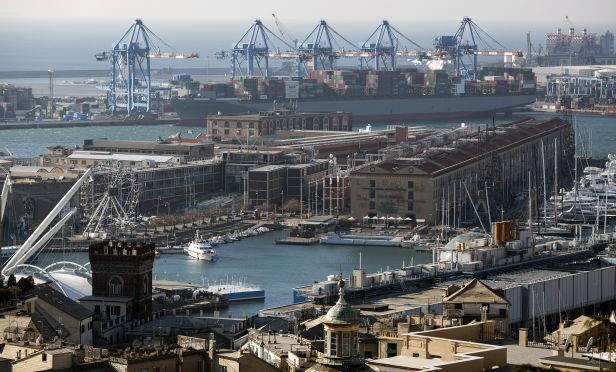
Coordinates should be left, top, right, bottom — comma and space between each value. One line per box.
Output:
32, 284, 93, 321
68, 151, 174, 163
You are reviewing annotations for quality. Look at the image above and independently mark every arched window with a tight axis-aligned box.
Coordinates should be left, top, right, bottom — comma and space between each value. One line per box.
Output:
109, 276, 123, 296
313, 117, 320, 131
332, 117, 339, 131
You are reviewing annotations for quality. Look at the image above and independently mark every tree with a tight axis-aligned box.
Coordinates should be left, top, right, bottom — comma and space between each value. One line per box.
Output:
7, 274, 16, 287
17, 276, 34, 293
282, 199, 301, 214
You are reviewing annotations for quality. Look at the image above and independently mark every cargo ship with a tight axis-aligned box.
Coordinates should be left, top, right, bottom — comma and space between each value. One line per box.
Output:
171, 67, 537, 125
172, 94, 536, 126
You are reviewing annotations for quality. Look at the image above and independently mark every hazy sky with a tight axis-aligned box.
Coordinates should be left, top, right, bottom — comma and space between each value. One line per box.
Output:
2, 0, 615, 23
1, 0, 614, 71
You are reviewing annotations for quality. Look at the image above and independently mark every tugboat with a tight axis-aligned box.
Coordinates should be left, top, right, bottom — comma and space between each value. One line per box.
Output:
183, 230, 217, 261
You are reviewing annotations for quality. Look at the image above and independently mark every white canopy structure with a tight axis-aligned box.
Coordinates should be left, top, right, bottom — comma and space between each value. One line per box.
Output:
2, 168, 94, 300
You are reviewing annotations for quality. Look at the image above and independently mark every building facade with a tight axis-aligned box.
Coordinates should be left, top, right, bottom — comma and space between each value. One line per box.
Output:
350, 118, 574, 224
207, 110, 353, 140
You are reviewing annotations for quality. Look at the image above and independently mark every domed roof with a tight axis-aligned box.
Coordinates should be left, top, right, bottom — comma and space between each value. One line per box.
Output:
324, 280, 358, 324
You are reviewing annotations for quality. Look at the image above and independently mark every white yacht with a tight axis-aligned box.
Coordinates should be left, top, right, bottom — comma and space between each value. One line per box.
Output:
184, 230, 217, 261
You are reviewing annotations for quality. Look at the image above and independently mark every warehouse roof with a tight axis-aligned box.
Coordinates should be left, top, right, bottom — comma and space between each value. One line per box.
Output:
68, 151, 174, 163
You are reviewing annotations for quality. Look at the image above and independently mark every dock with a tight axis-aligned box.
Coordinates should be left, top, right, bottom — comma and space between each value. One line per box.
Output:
276, 236, 319, 245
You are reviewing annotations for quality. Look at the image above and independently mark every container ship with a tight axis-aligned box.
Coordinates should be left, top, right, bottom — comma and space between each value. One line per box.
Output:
171, 67, 537, 125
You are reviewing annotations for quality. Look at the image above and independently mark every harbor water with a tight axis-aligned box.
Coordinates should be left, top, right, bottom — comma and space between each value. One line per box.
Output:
34, 230, 433, 317
3, 111, 615, 316
2, 112, 616, 158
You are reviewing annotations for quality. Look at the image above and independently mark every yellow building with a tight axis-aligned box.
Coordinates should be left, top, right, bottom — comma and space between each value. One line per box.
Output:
350, 118, 573, 224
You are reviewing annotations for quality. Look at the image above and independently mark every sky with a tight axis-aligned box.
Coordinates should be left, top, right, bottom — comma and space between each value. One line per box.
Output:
2, 0, 614, 23
1, 0, 614, 71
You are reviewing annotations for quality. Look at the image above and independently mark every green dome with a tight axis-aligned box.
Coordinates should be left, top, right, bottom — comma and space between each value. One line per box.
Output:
324, 280, 358, 324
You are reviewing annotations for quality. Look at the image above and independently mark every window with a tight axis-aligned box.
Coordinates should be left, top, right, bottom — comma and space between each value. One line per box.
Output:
115, 306, 121, 316
369, 180, 375, 188
236, 122, 242, 128
94, 305, 100, 314
81, 325, 85, 333
386, 342, 397, 358
454, 303, 462, 309
499, 308, 507, 317
88, 322, 92, 330
153, 368, 161, 372
109, 276, 123, 296
369, 201, 376, 210
221, 366, 228, 372
224, 121, 229, 128
364, 351, 373, 359
407, 201, 414, 210
407, 191, 414, 200
342, 332, 351, 356
249, 122, 254, 129
408, 181, 414, 189
224, 129, 229, 135
369, 189, 376, 198
42, 353, 47, 361
329, 331, 337, 356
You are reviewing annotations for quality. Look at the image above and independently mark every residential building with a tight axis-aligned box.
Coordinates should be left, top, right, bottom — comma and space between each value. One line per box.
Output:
25, 284, 93, 346
368, 321, 507, 372
441, 279, 509, 335
245, 329, 312, 370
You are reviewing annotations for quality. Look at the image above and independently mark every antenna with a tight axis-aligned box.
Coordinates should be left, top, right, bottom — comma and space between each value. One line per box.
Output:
359, 251, 362, 270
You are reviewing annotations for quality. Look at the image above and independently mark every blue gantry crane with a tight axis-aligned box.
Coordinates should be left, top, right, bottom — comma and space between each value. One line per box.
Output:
297, 20, 359, 73
95, 19, 198, 115
360, 20, 425, 71
231, 19, 296, 77
433, 17, 520, 79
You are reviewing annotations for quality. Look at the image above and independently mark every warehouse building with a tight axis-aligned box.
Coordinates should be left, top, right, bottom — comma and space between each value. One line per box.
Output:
349, 117, 574, 224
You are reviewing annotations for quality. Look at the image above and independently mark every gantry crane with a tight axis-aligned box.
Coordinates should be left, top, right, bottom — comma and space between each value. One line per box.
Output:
359, 20, 425, 71
95, 19, 198, 115
434, 17, 523, 79
229, 19, 296, 77
297, 20, 359, 73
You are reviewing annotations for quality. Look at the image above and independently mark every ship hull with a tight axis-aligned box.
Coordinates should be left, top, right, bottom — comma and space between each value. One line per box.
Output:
172, 94, 536, 126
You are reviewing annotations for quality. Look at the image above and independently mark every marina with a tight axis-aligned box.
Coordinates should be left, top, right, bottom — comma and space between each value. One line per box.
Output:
3, 4, 616, 370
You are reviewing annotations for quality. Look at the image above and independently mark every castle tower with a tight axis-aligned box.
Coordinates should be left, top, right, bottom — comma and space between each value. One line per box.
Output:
88, 240, 154, 321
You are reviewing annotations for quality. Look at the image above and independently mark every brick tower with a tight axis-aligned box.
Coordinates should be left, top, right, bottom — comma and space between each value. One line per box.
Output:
88, 240, 155, 321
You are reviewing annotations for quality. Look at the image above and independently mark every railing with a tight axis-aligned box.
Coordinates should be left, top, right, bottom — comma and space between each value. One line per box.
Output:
527, 333, 571, 350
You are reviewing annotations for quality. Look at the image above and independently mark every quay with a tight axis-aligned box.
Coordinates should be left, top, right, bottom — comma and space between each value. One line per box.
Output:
0, 118, 177, 130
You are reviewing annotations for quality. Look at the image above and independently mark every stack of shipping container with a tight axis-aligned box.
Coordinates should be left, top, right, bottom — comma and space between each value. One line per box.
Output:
225, 66, 537, 102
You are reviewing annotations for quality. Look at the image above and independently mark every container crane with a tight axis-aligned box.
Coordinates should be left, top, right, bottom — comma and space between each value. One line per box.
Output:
360, 20, 425, 71
230, 19, 295, 77
434, 17, 522, 79
95, 19, 198, 115
297, 20, 359, 73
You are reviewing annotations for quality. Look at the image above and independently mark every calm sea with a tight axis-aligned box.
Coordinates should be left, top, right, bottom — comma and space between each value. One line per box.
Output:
1, 111, 614, 158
